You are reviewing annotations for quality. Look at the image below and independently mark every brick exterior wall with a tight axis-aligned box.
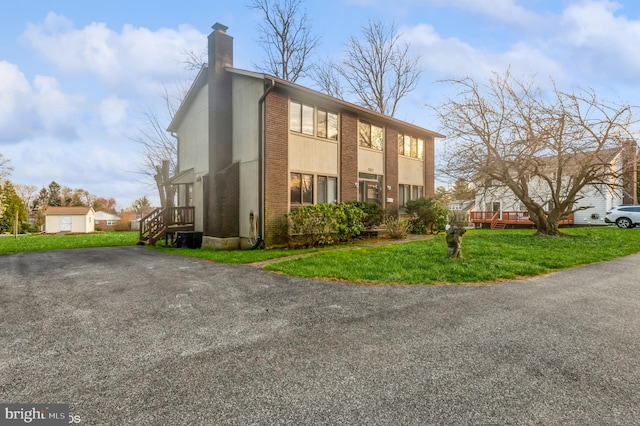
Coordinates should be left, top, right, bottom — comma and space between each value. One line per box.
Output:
340, 111, 359, 202
424, 135, 436, 197
385, 128, 399, 216
263, 89, 290, 246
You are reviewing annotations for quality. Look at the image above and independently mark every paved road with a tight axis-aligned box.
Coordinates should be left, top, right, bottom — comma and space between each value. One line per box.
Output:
1, 246, 639, 425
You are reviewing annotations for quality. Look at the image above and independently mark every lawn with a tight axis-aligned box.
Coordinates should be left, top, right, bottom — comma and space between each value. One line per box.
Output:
263, 227, 640, 284
2, 227, 639, 285
0, 232, 139, 254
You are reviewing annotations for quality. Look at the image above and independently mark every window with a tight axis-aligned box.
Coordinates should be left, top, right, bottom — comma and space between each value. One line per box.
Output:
291, 102, 339, 139
290, 102, 314, 135
398, 133, 424, 159
291, 173, 337, 205
359, 122, 384, 150
290, 102, 301, 132
413, 185, 423, 200
399, 184, 424, 207
399, 184, 411, 207
317, 176, 338, 204
302, 105, 314, 135
290, 173, 314, 204
107, 220, 116, 226
317, 109, 338, 140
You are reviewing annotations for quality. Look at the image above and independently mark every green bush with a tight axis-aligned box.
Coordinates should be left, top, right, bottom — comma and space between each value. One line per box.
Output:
405, 197, 449, 234
344, 201, 385, 229
287, 203, 366, 247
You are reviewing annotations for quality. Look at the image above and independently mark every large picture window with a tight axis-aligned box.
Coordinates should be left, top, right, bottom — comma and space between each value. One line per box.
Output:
359, 122, 384, 150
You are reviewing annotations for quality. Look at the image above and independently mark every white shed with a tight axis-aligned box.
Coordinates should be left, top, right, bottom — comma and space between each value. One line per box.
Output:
45, 206, 95, 233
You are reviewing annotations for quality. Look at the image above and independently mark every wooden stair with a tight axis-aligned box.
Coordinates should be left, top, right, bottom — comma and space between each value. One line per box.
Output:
139, 207, 195, 246
492, 222, 507, 230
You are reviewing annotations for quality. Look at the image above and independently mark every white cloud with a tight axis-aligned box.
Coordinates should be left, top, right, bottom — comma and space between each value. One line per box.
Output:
554, 0, 640, 82
4, 137, 147, 209
0, 61, 85, 143
21, 12, 205, 95
97, 95, 129, 137
402, 23, 564, 82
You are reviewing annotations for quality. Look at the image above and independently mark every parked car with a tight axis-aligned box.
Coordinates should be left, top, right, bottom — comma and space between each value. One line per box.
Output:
604, 205, 640, 228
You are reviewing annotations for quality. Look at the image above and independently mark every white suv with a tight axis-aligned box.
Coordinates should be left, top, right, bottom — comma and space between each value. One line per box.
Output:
604, 205, 640, 228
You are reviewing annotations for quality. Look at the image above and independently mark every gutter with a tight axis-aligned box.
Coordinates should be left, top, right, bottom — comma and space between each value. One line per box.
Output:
257, 78, 276, 244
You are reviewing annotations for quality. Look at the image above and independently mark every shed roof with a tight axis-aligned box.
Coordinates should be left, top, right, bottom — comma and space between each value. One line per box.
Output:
46, 206, 94, 215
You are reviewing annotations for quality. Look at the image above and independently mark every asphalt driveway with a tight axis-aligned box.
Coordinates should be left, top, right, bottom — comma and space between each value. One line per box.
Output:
1, 246, 639, 425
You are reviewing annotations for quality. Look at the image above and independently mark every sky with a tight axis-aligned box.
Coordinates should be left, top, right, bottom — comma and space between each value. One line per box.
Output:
2, 0, 640, 210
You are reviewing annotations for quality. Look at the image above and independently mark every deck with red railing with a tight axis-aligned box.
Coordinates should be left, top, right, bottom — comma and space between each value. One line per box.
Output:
470, 211, 574, 229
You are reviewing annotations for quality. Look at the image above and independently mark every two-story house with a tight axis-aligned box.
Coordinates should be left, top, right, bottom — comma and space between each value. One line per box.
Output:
165, 23, 443, 248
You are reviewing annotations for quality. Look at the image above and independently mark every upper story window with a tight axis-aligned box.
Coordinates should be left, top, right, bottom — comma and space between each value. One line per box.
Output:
290, 102, 314, 135
398, 133, 424, 159
317, 109, 339, 140
359, 122, 384, 150
290, 101, 339, 140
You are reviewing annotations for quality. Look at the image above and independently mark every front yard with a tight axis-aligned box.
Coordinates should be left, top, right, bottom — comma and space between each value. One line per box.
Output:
2, 227, 639, 285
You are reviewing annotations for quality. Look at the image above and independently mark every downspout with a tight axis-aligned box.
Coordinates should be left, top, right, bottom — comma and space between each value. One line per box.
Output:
257, 78, 275, 246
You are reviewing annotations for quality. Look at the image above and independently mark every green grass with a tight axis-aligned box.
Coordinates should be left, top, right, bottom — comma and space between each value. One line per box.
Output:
0, 232, 139, 254
264, 227, 640, 284
3, 227, 640, 286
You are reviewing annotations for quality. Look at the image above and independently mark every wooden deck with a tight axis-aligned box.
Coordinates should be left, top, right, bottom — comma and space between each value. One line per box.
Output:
139, 206, 195, 245
470, 211, 574, 229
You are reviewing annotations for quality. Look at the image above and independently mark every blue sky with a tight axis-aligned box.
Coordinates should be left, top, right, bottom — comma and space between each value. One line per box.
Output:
2, 0, 640, 209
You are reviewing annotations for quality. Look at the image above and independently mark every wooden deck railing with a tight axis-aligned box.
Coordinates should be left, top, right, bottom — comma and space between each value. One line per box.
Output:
139, 206, 195, 245
470, 211, 574, 229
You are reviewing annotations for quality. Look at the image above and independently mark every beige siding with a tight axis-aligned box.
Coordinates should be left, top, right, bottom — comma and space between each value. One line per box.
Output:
398, 156, 424, 185
232, 75, 262, 163
289, 134, 338, 174
357, 148, 384, 175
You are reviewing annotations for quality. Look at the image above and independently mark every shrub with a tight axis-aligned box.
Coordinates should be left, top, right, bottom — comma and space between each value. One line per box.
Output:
405, 197, 449, 234
384, 215, 411, 239
286, 203, 366, 247
114, 219, 131, 231
345, 201, 385, 229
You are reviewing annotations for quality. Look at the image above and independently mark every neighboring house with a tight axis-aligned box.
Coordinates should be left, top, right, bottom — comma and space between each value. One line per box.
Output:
447, 199, 475, 226
45, 206, 95, 234
471, 142, 637, 229
94, 211, 120, 230
167, 23, 443, 248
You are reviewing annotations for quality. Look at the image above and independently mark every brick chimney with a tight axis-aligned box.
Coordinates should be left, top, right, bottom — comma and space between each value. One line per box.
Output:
207, 22, 234, 178
206, 23, 239, 238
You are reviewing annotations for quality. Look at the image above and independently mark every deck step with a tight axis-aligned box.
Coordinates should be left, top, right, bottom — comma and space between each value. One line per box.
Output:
493, 222, 507, 229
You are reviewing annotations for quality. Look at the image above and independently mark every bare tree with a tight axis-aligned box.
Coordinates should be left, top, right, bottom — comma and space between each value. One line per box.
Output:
311, 58, 344, 99
337, 20, 421, 117
130, 83, 189, 208
0, 152, 12, 180
433, 71, 637, 236
249, 0, 320, 82
14, 184, 38, 214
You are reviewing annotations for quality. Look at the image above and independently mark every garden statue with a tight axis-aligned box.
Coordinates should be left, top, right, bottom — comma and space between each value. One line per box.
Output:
446, 226, 466, 258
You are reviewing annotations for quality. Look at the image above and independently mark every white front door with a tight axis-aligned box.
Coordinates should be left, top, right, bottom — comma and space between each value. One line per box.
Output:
60, 215, 72, 231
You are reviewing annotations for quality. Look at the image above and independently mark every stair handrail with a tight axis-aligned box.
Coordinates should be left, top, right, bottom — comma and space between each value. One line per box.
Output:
490, 211, 499, 229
